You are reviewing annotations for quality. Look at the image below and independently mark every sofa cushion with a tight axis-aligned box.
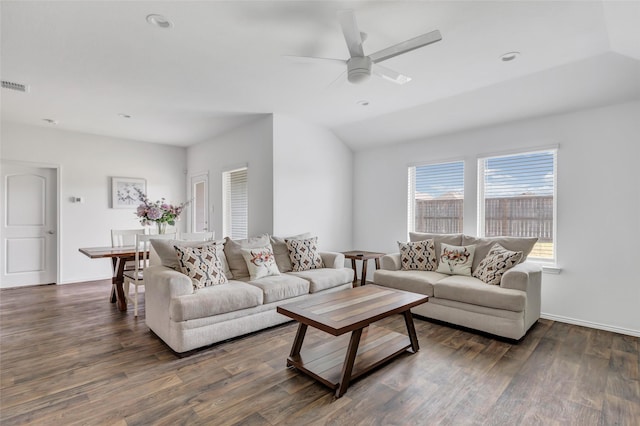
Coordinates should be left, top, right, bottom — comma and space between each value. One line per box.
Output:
409, 233, 463, 265
240, 245, 280, 281
286, 237, 324, 271
151, 238, 232, 277
224, 234, 270, 280
175, 244, 228, 290
247, 274, 310, 304
462, 235, 537, 271
436, 243, 475, 276
170, 281, 263, 322
288, 268, 353, 293
433, 275, 526, 312
270, 233, 312, 273
398, 239, 437, 271
473, 243, 523, 285
373, 269, 448, 297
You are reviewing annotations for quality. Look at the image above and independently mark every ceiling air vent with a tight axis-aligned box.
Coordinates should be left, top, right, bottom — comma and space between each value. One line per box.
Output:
1, 80, 29, 92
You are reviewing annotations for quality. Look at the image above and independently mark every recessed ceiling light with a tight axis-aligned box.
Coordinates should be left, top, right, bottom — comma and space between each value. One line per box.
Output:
118, 113, 132, 119
42, 118, 58, 125
146, 14, 173, 29
356, 100, 370, 107
500, 52, 520, 62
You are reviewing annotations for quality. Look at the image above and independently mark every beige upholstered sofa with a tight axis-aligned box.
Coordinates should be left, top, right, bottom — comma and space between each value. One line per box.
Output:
144, 234, 353, 353
373, 233, 542, 340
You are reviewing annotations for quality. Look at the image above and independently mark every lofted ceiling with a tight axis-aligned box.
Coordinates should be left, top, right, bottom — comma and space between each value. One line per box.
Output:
1, 1, 639, 150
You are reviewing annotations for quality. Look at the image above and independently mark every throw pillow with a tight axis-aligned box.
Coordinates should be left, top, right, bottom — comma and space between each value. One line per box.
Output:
270, 233, 312, 273
223, 234, 270, 280
473, 243, 523, 285
240, 245, 281, 281
436, 243, 476, 276
151, 239, 232, 278
462, 235, 537, 270
285, 237, 324, 272
175, 244, 228, 290
398, 239, 437, 271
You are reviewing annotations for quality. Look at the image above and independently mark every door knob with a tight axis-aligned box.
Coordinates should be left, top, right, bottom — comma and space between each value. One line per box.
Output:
47, 230, 55, 235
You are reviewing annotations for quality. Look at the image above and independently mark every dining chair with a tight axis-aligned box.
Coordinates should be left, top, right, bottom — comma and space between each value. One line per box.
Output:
123, 232, 176, 317
111, 228, 147, 272
178, 231, 215, 241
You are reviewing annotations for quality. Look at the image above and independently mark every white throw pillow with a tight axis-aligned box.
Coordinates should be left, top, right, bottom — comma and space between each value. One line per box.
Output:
436, 243, 475, 276
240, 245, 281, 281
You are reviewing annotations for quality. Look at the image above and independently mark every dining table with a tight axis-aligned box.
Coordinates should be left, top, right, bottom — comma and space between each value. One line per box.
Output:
78, 246, 146, 312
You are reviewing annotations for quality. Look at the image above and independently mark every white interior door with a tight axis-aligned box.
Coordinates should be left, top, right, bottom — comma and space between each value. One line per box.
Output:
1, 162, 57, 287
191, 174, 209, 232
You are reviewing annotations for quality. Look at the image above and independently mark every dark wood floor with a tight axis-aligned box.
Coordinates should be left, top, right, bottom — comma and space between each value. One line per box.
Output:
1, 281, 638, 426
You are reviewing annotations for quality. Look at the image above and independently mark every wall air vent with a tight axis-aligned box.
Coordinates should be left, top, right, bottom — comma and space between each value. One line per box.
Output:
1, 80, 29, 92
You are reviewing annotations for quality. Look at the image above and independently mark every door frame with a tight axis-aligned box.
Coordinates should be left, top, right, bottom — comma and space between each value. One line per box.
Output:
188, 171, 209, 233
1, 159, 61, 285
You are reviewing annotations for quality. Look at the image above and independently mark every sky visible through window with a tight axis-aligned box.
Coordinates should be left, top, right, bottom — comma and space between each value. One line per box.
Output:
415, 152, 554, 198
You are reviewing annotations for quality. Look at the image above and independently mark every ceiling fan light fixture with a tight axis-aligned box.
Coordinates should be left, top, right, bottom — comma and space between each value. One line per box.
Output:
347, 56, 372, 84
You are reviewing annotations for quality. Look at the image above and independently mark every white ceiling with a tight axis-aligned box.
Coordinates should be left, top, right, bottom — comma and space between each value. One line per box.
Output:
1, 1, 639, 150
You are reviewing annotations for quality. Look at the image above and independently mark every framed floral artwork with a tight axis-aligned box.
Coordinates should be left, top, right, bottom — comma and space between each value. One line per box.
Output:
111, 177, 146, 209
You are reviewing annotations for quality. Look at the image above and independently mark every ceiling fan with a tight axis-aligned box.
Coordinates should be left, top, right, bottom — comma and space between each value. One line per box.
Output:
286, 10, 442, 85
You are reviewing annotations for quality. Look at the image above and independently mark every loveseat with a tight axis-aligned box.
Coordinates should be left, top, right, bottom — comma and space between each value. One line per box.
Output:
144, 233, 353, 353
373, 233, 542, 340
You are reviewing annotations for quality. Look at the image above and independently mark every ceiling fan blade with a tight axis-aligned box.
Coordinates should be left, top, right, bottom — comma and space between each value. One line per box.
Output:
283, 55, 346, 67
337, 10, 365, 58
372, 64, 412, 85
370, 29, 442, 63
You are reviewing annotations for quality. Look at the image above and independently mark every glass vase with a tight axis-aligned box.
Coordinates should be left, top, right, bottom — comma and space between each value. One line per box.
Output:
156, 222, 167, 234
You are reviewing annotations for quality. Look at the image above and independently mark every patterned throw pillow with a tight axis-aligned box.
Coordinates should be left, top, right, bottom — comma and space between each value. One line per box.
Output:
240, 245, 281, 281
285, 237, 324, 272
435, 243, 476, 276
175, 244, 228, 290
473, 243, 523, 285
398, 239, 437, 271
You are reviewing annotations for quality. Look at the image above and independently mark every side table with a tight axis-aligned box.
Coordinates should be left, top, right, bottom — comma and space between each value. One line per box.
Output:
342, 251, 385, 286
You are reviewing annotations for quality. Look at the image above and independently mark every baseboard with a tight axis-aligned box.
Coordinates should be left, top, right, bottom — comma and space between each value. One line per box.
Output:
541, 313, 639, 337
58, 276, 111, 285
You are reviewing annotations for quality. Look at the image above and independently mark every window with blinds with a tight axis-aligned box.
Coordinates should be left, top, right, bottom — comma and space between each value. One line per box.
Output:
408, 161, 464, 233
222, 167, 248, 240
478, 149, 556, 261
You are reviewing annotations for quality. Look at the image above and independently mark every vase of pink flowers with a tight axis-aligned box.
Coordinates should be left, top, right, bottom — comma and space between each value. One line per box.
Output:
134, 188, 189, 233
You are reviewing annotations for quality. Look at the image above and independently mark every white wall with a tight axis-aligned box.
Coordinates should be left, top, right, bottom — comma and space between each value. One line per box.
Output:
1, 122, 187, 283
187, 116, 274, 238
353, 101, 640, 335
272, 115, 353, 252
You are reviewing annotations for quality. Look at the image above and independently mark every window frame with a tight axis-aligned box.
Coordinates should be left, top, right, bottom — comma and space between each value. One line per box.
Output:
408, 159, 466, 234
477, 147, 558, 264
222, 166, 248, 240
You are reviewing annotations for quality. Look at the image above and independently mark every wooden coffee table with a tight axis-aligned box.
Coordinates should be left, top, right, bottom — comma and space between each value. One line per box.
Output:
277, 284, 428, 398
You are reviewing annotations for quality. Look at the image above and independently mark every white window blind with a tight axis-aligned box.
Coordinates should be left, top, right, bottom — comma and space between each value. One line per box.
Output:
478, 149, 556, 261
222, 167, 248, 240
408, 161, 464, 233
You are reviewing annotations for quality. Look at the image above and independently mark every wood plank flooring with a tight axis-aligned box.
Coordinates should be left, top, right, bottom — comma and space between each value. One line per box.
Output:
1, 280, 638, 425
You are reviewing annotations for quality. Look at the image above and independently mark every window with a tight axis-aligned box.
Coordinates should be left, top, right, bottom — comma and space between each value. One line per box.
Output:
222, 167, 248, 239
408, 161, 464, 233
478, 149, 557, 261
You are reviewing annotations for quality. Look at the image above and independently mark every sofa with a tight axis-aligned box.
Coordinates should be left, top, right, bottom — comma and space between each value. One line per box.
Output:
373, 233, 542, 340
144, 233, 354, 353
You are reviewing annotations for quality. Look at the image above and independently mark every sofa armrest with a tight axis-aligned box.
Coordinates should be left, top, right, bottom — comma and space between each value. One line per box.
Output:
380, 253, 401, 271
144, 265, 193, 299
500, 262, 542, 292
320, 251, 345, 269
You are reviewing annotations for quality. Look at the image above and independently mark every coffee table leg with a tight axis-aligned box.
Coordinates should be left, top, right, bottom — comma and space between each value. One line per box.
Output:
288, 323, 308, 366
336, 328, 363, 398
403, 310, 419, 352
